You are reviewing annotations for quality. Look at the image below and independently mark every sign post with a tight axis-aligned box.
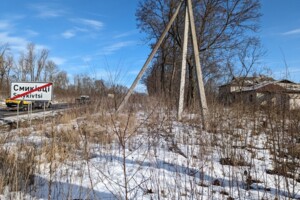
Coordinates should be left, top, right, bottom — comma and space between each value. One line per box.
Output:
10, 82, 53, 128
10, 82, 53, 101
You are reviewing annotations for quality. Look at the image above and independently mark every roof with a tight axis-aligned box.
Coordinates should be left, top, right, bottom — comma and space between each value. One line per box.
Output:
232, 81, 300, 94
219, 76, 300, 94
256, 84, 286, 93
220, 75, 275, 87
279, 79, 296, 84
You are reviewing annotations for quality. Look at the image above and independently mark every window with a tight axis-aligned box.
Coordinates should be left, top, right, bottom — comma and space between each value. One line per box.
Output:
249, 94, 253, 102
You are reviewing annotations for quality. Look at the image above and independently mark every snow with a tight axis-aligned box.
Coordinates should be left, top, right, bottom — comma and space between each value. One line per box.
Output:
0, 109, 299, 199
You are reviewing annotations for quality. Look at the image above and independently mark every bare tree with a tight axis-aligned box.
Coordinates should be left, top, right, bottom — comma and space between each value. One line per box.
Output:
16, 52, 28, 81
14, 43, 52, 82
1, 42, 71, 98
44, 60, 58, 82
235, 37, 265, 78
25, 43, 36, 82
35, 49, 49, 81
54, 71, 69, 90
137, 0, 261, 105
0, 44, 13, 94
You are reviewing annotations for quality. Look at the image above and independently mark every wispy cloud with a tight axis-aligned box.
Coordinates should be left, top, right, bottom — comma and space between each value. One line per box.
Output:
61, 27, 89, 39
73, 18, 104, 30
282, 28, 300, 35
35, 44, 49, 51
0, 31, 48, 53
65, 64, 90, 73
49, 56, 66, 65
72, 41, 135, 65
114, 30, 137, 39
0, 20, 11, 30
29, 3, 67, 18
289, 68, 300, 73
62, 30, 76, 39
62, 18, 103, 39
0, 32, 28, 51
25, 29, 39, 37
100, 41, 135, 55
0, 18, 44, 51
82, 56, 92, 62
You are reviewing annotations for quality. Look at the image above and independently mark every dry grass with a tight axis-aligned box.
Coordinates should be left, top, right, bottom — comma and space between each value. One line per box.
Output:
0, 95, 299, 198
0, 147, 36, 193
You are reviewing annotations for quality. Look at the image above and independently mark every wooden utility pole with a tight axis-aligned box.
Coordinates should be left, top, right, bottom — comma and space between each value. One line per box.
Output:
186, 0, 208, 128
117, 0, 209, 129
177, 6, 189, 121
117, 0, 184, 112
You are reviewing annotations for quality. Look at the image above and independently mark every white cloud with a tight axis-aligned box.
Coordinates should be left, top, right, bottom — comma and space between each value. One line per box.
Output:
62, 30, 76, 39
62, 19, 103, 39
0, 32, 28, 51
100, 41, 135, 55
0, 20, 11, 30
0, 32, 49, 53
29, 3, 66, 18
61, 27, 90, 39
25, 29, 39, 37
35, 44, 49, 51
50, 57, 66, 65
82, 56, 92, 62
114, 30, 137, 39
74, 26, 89, 32
75, 18, 103, 30
282, 28, 300, 35
65, 64, 90, 74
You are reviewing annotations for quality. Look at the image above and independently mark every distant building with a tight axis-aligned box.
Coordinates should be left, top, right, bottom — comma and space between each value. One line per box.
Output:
219, 75, 300, 110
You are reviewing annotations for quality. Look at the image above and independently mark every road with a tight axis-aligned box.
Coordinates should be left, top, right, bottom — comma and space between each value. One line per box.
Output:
0, 103, 70, 118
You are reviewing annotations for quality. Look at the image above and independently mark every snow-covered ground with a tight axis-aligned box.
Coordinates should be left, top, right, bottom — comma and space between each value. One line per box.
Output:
0, 108, 299, 199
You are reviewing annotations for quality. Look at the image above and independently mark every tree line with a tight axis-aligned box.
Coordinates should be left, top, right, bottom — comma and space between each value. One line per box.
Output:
0, 43, 119, 100
0, 43, 67, 97
1, 0, 263, 105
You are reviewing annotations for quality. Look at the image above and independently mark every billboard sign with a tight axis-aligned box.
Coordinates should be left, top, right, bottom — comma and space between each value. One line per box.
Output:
10, 82, 53, 101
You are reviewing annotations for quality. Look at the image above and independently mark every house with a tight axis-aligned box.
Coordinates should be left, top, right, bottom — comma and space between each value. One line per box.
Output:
219, 75, 300, 110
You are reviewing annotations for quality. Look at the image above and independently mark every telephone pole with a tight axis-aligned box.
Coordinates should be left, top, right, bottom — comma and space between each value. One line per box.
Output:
117, 0, 209, 129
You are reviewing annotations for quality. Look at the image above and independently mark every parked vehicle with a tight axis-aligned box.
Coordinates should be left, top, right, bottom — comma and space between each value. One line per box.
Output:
75, 95, 90, 104
31, 100, 52, 109
5, 98, 31, 110
5, 98, 52, 110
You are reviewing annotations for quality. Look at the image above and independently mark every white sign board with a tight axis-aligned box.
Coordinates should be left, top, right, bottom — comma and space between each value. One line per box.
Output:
10, 82, 53, 101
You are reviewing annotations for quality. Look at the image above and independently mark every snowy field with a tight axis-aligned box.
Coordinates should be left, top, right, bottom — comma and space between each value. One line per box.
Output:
0, 106, 299, 200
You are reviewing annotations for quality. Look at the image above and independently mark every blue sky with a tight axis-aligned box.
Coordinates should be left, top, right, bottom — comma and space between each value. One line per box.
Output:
0, 0, 148, 91
0, 0, 300, 91
261, 0, 300, 82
